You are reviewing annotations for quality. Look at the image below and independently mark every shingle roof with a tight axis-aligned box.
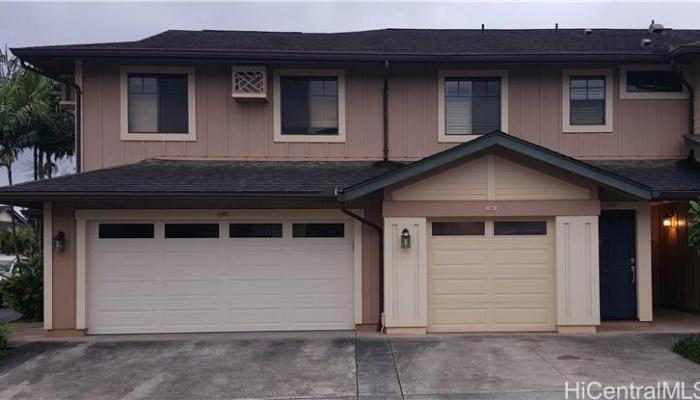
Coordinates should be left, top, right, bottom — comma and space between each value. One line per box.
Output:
0, 159, 404, 202
1, 150, 700, 205
590, 159, 700, 199
12, 28, 700, 62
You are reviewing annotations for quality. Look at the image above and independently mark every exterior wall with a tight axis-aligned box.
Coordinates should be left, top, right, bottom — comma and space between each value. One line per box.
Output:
80, 61, 690, 170
81, 60, 385, 170
46, 201, 383, 332
387, 63, 689, 160
49, 203, 78, 331
655, 201, 700, 312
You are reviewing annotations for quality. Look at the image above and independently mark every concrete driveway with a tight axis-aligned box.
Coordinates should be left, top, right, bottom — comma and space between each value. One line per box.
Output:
0, 331, 699, 400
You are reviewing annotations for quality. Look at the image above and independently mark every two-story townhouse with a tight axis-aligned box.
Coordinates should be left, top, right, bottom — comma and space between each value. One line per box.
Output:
4, 26, 700, 336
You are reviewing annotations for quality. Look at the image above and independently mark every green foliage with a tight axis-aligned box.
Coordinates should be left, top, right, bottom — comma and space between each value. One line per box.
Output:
0, 48, 74, 183
0, 228, 39, 259
0, 322, 7, 354
0, 257, 42, 320
688, 201, 700, 255
672, 334, 700, 364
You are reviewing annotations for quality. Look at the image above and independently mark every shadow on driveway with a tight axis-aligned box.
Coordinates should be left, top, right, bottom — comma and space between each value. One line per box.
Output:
0, 331, 698, 399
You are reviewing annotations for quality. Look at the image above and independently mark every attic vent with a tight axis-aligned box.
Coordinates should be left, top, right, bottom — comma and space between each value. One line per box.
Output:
584, 28, 593, 35
231, 66, 267, 100
649, 20, 665, 33
641, 38, 653, 47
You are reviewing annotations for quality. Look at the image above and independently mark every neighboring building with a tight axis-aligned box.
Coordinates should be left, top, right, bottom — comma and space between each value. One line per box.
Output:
3, 25, 700, 336
0, 206, 28, 232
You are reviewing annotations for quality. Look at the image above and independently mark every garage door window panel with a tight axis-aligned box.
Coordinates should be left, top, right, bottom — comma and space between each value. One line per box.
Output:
494, 221, 547, 236
292, 223, 345, 238
98, 223, 155, 239
164, 223, 220, 239
432, 222, 485, 236
229, 223, 283, 238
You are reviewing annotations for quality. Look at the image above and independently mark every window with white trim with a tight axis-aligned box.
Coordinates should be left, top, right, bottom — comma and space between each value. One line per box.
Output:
562, 69, 613, 133
438, 70, 508, 143
273, 69, 346, 143
569, 76, 606, 126
619, 65, 688, 100
120, 66, 197, 141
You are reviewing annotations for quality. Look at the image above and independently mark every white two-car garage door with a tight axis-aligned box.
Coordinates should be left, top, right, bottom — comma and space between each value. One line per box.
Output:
87, 218, 355, 334
428, 219, 556, 333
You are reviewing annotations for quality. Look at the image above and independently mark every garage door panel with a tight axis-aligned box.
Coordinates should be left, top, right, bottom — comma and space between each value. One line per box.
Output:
87, 219, 354, 334
162, 279, 221, 296
492, 278, 553, 294
96, 280, 157, 297
428, 219, 555, 333
431, 278, 487, 295
228, 279, 285, 295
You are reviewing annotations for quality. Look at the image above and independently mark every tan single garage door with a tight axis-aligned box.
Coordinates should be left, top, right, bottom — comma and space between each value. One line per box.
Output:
428, 219, 555, 333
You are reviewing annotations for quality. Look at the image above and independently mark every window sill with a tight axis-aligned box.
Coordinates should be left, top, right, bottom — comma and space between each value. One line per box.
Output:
437, 134, 483, 143
562, 125, 613, 134
620, 91, 689, 100
120, 132, 197, 141
273, 134, 346, 143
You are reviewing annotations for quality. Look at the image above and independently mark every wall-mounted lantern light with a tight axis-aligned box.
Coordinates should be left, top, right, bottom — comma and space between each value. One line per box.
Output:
53, 231, 66, 253
400, 228, 411, 249
662, 212, 676, 229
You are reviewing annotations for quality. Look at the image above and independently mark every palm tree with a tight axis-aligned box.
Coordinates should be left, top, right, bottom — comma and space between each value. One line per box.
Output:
0, 49, 73, 182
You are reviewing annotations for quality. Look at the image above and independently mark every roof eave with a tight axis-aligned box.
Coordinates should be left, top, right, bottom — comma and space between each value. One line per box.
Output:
10, 47, 673, 63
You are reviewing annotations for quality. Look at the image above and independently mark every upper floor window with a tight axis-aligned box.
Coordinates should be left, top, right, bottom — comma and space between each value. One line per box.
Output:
569, 76, 606, 125
562, 69, 613, 133
438, 70, 508, 143
620, 65, 688, 100
120, 66, 196, 141
273, 69, 346, 143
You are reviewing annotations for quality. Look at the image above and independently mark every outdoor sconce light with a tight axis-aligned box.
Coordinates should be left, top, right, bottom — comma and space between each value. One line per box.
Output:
662, 212, 676, 229
53, 231, 65, 253
400, 228, 411, 249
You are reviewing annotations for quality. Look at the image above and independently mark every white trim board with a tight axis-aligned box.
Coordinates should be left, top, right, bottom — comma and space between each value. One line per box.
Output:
43, 202, 53, 330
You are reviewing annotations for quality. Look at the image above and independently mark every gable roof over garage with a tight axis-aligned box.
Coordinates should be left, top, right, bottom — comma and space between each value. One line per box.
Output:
337, 131, 653, 202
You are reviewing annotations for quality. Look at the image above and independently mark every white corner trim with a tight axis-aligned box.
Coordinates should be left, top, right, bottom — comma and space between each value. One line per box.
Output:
437, 69, 509, 143
353, 211, 364, 325
562, 69, 614, 133
75, 217, 86, 330
119, 65, 197, 141
43, 202, 52, 330
619, 64, 689, 100
272, 68, 347, 143
383, 217, 428, 328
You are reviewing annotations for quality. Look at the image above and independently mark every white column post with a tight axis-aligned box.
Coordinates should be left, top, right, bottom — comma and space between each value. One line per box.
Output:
383, 217, 427, 334
42, 202, 53, 330
555, 216, 600, 333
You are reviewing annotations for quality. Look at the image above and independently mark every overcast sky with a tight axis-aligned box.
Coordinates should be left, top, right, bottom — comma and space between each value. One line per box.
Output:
1, 1, 700, 184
